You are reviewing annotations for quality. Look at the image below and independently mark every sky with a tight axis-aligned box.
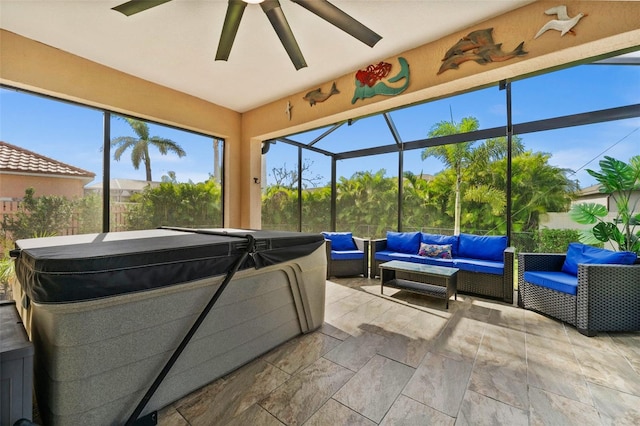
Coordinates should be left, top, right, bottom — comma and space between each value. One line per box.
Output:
1, 62, 638, 190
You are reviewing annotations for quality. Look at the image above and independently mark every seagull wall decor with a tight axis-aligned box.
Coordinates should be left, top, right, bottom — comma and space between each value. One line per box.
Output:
535, 5, 587, 39
112, 0, 382, 70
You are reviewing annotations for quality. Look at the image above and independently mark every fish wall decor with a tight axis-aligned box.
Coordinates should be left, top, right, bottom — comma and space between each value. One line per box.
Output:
535, 5, 587, 39
438, 28, 527, 75
303, 82, 340, 106
352, 57, 410, 104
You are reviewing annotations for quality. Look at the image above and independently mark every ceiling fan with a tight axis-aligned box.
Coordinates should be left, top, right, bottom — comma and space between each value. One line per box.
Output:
112, 0, 382, 70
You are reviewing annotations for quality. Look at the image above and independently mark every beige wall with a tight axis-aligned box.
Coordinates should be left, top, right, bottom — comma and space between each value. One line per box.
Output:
2, 1, 639, 229
0, 173, 89, 199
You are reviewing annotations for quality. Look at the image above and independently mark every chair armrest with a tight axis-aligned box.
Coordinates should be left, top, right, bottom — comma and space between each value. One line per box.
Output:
353, 237, 368, 253
578, 263, 640, 291
576, 263, 640, 334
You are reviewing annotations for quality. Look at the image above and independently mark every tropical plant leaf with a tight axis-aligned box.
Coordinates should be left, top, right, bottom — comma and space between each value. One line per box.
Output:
578, 229, 602, 245
569, 203, 608, 224
588, 156, 636, 193
629, 232, 640, 254
592, 222, 613, 243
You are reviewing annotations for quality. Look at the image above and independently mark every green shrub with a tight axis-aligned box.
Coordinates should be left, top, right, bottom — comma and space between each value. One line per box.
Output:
125, 180, 222, 230
0, 188, 73, 240
533, 228, 582, 253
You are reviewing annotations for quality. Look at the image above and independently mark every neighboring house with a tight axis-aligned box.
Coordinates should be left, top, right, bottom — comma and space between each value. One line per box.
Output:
84, 179, 161, 202
0, 140, 95, 201
571, 184, 611, 210
541, 184, 640, 230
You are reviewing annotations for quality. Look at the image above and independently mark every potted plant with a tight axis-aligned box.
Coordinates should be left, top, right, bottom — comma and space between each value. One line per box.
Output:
570, 155, 640, 255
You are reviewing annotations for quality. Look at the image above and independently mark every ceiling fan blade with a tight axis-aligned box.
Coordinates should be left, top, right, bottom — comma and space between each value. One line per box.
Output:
291, 0, 382, 47
111, 0, 173, 16
261, 0, 307, 70
215, 0, 248, 61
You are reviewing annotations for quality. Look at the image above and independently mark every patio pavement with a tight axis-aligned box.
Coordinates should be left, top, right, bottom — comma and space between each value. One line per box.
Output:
158, 277, 640, 425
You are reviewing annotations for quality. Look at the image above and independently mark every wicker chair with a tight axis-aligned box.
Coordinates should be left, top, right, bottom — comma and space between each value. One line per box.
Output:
518, 252, 640, 336
324, 235, 369, 279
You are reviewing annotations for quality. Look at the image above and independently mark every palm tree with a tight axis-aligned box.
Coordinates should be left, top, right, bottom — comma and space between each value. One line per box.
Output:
421, 116, 479, 235
510, 151, 578, 232
111, 118, 186, 182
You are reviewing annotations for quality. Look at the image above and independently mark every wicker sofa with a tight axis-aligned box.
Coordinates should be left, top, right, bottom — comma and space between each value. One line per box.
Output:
519, 243, 640, 336
370, 231, 514, 303
323, 232, 369, 278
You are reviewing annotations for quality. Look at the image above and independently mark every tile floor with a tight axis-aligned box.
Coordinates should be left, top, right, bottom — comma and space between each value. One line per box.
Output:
158, 277, 640, 425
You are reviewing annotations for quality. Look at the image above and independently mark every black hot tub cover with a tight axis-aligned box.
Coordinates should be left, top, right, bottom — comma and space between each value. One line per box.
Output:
12, 228, 324, 304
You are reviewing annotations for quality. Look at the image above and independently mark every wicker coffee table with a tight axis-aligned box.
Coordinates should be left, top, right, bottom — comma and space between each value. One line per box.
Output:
380, 260, 458, 308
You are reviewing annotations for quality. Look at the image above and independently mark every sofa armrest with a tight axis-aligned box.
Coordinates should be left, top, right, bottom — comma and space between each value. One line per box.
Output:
503, 247, 515, 303
354, 237, 369, 277
504, 246, 515, 265
371, 238, 388, 252
369, 238, 387, 278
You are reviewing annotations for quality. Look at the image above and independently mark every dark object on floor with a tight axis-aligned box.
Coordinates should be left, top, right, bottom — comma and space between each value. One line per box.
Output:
13, 420, 38, 426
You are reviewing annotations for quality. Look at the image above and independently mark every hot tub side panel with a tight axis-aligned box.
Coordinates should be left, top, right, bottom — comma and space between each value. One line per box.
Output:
13, 244, 326, 425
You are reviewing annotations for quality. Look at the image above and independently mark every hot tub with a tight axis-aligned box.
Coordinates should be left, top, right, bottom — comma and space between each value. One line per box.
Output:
11, 228, 326, 425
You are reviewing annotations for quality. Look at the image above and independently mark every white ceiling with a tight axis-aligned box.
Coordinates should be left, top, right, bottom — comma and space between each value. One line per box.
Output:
0, 1, 535, 113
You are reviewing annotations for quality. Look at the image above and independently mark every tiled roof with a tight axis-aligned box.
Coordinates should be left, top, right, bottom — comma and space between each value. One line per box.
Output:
86, 179, 160, 191
578, 184, 603, 196
0, 141, 95, 178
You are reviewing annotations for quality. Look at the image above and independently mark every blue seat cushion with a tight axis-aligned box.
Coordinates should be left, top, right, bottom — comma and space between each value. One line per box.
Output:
375, 250, 416, 262
322, 232, 356, 251
375, 251, 455, 267
561, 242, 638, 276
524, 271, 578, 295
454, 258, 504, 275
416, 256, 455, 268
331, 250, 364, 261
458, 233, 507, 262
386, 231, 421, 254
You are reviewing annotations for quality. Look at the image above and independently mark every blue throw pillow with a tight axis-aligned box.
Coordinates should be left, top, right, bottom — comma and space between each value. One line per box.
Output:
421, 233, 459, 257
561, 242, 638, 276
387, 231, 421, 254
458, 233, 507, 262
322, 232, 356, 251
